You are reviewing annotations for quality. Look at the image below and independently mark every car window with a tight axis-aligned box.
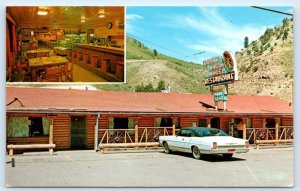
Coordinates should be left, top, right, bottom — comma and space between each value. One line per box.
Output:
178, 129, 193, 137
194, 129, 228, 137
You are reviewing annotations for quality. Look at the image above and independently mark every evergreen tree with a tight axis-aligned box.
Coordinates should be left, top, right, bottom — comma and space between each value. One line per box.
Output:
244, 36, 249, 48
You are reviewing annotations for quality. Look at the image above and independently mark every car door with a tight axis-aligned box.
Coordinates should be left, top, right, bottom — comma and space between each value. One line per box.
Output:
172, 129, 189, 151
182, 130, 194, 152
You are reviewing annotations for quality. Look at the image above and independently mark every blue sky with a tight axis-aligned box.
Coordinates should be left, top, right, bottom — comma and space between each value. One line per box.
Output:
126, 6, 293, 64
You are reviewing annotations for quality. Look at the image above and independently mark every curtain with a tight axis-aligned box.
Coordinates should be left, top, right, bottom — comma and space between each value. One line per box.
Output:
42, 117, 50, 135
155, 117, 162, 127
8, 117, 30, 137
128, 118, 135, 135
246, 118, 252, 128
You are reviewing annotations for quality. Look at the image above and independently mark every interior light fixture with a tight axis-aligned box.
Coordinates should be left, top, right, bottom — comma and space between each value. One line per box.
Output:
98, 14, 105, 18
98, 9, 105, 14
37, 10, 48, 16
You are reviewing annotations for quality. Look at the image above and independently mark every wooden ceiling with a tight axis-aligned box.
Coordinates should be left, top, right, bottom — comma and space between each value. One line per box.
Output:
7, 6, 124, 29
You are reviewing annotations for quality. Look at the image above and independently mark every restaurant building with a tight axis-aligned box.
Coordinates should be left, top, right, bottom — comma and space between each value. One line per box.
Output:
6, 6, 124, 83
6, 87, 293, 153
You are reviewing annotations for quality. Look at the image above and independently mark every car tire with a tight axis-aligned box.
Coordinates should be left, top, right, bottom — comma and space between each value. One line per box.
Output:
223, 154, 233, 160
192, 146, 201, 159
163, 142, 171, 154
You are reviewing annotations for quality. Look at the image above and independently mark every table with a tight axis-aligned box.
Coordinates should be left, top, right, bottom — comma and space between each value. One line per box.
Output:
27, 49, 50, 58
28, 56, 68, 82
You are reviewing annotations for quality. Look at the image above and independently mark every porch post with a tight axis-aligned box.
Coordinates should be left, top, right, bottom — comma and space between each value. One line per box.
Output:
49, 118, 54, 155
135, 125, 138, 144
242, 118, 247, 139
207, 117, 211, 128
275, 118, 279, 142
94, 113, 100, 151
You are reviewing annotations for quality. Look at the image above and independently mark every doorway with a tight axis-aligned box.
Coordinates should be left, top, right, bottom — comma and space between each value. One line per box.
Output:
70, 116, 86, 149
211, 118, 220, 129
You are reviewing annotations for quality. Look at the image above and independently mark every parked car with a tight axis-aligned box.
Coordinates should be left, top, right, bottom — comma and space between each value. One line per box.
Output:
159, 127, 250, 159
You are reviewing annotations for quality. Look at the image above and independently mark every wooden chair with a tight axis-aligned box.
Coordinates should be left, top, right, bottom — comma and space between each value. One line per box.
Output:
64, 62, 74, 82
45, 66, 63, 82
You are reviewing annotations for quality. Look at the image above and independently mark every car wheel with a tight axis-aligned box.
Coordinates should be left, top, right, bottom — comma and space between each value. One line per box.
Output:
192, 146, 201, 159
163, 142, 171, 154
223, 154, 233, 160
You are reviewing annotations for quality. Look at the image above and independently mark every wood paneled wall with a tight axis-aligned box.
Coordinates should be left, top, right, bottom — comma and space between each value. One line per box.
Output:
138, 117, 155, 127
53, 114, 70, 149
86, 115, 96, 149
252, 118, 264, 128
220, 117, 232, 132
180, 116, 198, 127
281, 117, 293, 126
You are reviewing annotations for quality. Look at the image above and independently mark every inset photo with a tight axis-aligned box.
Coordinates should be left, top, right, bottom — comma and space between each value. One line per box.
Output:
6, 6, 125, 83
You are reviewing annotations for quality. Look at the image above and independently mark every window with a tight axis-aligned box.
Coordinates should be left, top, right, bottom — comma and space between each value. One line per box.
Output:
198, 119, 206, 127
155, 117, 173, 127
108, 117, 134, 135
266, 118, 275, 128
113, 118, 128, 129
7, 117, 50, 137
178, 129, 193, 137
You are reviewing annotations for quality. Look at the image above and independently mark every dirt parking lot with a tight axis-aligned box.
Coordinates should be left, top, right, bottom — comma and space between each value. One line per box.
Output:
5, 146, 293, 187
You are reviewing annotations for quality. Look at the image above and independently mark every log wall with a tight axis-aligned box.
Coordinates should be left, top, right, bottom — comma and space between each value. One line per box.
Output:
281, 117, 293, 126
220, 117, 232, 132
252, 118, 264, 128
180, 116, 198, 127
53, 114, 70, 149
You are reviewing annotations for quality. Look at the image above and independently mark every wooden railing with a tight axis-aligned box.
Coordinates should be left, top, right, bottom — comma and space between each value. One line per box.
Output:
246, 126, 293, 147
98, 125, 176, 151
279, 126, 293, 140
98, 129, 135, 144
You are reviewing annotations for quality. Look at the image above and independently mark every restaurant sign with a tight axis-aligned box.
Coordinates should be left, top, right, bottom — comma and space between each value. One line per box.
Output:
211, 85, 228, 102
203, 51, 238, 108
203, 51, 238, 86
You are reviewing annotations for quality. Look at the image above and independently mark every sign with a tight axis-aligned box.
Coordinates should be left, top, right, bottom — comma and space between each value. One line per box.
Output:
203, 51, 238, 110
212, 85, 228, 102
204, 51, 238, 86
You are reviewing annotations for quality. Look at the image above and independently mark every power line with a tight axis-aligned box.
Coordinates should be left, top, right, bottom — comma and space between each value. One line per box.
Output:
251, 6, 293, 16
127, 33, 189, 57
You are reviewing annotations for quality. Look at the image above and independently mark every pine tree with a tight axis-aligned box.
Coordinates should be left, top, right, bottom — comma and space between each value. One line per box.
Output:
244, 36, 249, 48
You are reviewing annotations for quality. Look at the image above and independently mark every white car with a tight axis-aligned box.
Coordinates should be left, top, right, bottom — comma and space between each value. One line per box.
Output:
159, 127, 250, 159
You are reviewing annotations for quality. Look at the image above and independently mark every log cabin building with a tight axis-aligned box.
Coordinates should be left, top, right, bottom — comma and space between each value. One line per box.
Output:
6, 6, 124, 83
6, 87, 293, 154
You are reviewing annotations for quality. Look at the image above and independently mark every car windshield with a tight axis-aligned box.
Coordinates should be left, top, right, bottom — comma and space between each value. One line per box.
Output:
194, 129, 228, 137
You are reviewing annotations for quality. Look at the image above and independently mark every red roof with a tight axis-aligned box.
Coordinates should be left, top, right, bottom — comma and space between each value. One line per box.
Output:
6, 87, 293, 115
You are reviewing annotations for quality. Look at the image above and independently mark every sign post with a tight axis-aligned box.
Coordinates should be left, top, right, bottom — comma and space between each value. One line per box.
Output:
203, 51, 238, 111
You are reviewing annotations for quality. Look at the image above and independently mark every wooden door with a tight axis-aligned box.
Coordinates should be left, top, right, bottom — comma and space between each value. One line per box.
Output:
70, 116, 86, 149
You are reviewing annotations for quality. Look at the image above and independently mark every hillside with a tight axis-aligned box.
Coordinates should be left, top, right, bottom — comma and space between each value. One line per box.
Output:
230, 18, 293, 103
94, 37, 209, 94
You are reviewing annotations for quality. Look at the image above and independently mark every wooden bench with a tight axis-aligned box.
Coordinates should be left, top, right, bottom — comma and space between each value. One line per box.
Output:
7, 144, 56, 156
255, 139, 293, 149
98, 142, 160, 153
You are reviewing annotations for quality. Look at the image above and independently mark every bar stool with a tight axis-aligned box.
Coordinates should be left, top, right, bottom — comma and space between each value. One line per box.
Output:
91, 55, 99, 68
101, 58, 110, 73
83, 52, 89, 65
67, 50, 72, 62
72, 50, 77, 59
116, 61, 124, 81
77, 50, 82, 61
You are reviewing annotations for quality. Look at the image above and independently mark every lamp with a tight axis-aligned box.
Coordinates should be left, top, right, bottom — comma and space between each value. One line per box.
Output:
37, 9, 48, 16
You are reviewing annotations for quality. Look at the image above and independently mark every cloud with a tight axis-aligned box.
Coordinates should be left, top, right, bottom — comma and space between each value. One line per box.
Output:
126, 14, 144, 35
126, 14, 144, 20
170, 7, 269, 55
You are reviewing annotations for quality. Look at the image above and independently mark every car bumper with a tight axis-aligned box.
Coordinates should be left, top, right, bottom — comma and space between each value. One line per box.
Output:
200, 148, 250, 154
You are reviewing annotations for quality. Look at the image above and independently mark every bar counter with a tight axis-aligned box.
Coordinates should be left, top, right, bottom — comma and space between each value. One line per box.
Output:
72, 43, 124, 82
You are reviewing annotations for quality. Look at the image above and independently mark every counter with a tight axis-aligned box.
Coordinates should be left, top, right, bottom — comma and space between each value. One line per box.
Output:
72, 43, 124, 82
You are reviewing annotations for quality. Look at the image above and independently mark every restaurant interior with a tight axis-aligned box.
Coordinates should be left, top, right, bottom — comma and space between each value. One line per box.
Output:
6, 6, 125, 83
